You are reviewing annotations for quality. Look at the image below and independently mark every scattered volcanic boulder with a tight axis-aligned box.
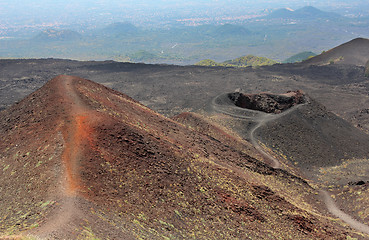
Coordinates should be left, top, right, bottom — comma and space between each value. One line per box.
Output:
228, 90, 306, 114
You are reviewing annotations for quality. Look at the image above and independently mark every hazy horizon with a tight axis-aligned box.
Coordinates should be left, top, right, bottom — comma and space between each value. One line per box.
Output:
1, 0, 369, 64
1, 0, 369, 32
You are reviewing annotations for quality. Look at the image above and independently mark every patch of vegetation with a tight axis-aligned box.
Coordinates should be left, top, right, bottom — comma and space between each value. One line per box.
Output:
77, 226, 101, 240
128, 50, 158, 62
195, 55, 277, 68
39, 200, 53, 208
0, 235, 40, 240
35, 161, 42, 168
328, 56, 344, 64
224, 55, 278, 67
194, 59, 220, 67
365, 60, 369, 77
318, 158, 369, 186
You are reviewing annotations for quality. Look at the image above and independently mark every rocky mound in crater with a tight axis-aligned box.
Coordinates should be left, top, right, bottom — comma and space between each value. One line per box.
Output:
0, 75, 362, 239
228, 90, 306, 114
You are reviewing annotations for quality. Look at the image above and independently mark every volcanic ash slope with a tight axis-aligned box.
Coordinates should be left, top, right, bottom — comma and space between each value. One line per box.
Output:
0, 75, 363, 239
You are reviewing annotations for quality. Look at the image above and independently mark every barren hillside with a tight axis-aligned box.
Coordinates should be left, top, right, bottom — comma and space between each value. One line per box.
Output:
304, 38, 369, 66
0, 76, 364, 239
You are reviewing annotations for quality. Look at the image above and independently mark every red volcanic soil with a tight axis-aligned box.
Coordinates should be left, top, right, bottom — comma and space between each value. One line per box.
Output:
172, 112, 262, 159
0, 75, 365, 239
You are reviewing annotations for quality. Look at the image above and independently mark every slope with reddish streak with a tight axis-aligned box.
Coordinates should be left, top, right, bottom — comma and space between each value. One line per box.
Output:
0, 75, 366, 239
59, 76, 96, 195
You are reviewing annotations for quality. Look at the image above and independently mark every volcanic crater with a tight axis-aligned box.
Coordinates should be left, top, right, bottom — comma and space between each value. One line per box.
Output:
1, 75, 365, 239
228, 90, 306, 114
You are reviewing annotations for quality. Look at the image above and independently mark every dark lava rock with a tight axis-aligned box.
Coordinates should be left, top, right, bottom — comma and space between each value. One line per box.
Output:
228, 90, 306, 114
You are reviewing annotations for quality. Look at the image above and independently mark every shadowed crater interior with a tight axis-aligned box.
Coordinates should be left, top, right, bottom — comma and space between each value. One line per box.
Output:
228, 90, 306, 114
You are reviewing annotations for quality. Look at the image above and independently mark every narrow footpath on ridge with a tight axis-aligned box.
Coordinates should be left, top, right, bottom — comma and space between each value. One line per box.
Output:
211, 93, 369, 235
30, 76, 95, 239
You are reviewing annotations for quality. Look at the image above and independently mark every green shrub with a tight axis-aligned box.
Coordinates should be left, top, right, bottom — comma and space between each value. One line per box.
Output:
195, 55, 277, 67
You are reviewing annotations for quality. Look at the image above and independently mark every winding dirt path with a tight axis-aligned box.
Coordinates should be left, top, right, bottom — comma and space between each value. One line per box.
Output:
320, 190, 369, 235
212, 93, 305, 168
248, 119, 281, 169
31, 76, 93, 238
211, 92, 369, 235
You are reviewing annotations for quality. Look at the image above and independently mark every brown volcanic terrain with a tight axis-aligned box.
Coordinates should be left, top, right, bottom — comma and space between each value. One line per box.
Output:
1, 38, 369, 239
251, 95, 369, 179
208, 89, 369, 236
304, 38, 369, 66
1, 75, 367, 239
1, 40, 369, 133
224, 90, 369, 178
209, 90, 369, 178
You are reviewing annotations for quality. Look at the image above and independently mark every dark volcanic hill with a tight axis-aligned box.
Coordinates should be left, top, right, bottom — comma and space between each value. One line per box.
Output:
209, 89, 369, 234
210, 90, 369, 186
267, 6, 341, 20
100, 22, 139, 36
256, 96, 369, 180
33, 29, 82, 42
293, 6, 341, 19
0, 75, 362, 239
304, 38, 369, 66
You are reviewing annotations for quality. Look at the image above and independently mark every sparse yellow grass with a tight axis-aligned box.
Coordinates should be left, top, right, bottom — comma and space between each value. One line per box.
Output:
318, 158, 369, 185
76, 226, 101, 240
0, 235, 40, 240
